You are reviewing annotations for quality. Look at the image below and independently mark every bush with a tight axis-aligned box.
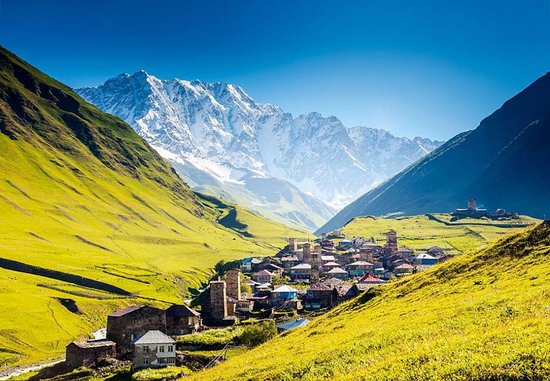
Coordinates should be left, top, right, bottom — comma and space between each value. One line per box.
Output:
177, 326, 243, 349
239, 320, 277, 347
131, 366, 189, 381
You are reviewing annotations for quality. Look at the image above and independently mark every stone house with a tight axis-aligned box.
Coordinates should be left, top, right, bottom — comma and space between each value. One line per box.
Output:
165, 304, 201, 336
304, 283, 336, 309
289, 263, 311, 282
107, 305, 166, 355
394, 263, 414, 276
65, 340, 116, 368
346, 261, 374, 277
325, 267, 348, 280
236, 298, 254, 313
251, 269, 274, 284
280, 255, 300, 271
240, 258, 262, 272
133, 330, 176, 370
270, 285, 298, 307
321, 261, 341, 273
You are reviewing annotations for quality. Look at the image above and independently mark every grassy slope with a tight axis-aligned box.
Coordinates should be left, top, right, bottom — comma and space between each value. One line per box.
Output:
0, 46, 307, 367
341, 214, 539, 254
188, 221, 550, 381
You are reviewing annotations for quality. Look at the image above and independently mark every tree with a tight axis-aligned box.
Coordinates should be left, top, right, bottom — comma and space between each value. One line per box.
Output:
240, 320, 277, 347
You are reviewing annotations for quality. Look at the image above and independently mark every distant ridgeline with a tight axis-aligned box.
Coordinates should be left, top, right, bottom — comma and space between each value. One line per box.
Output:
317, 71, 550, 234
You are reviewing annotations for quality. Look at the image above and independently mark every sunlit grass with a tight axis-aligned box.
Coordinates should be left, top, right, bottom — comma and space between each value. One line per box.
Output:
187, 223, 550, 380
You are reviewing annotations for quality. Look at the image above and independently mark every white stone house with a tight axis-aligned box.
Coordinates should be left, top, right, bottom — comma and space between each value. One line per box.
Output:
133, 330, 176, 369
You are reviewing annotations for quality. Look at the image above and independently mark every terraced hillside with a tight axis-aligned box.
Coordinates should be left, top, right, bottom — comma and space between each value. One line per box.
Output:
341, 214, 540, 254
0, 46, 306, 368
188, 221, 550, 380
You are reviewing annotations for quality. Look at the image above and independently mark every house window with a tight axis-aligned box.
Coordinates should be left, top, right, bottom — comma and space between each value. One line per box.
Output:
159, 357, 166, 364
159, 346, 165, 353
143, 345, 149, 353
143, 357, 149, 365
167, 345, 174, 352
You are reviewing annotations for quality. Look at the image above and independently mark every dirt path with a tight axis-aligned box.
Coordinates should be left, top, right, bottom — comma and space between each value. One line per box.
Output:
0, 359, 64, 380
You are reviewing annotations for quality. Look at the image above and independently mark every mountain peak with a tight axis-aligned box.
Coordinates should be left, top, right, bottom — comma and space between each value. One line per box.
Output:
76, 73, 442, 218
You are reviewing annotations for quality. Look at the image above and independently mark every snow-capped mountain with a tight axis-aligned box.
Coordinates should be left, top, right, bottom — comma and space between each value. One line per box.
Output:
76, 71, 442, 230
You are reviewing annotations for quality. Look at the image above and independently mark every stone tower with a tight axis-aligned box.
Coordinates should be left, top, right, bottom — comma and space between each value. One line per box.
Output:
225, 268, 241, 301
468, 198, 477, 210
385, 229, 398, 253
310, 244, 322, 283
288, 238, 298, 252
209, 279, 227, 322
302, 243, 312, 264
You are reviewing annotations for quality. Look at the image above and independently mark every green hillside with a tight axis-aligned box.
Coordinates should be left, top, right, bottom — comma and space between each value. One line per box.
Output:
0, 46, 306, 368
188, 221, 550, 380
341, 214, 539, 254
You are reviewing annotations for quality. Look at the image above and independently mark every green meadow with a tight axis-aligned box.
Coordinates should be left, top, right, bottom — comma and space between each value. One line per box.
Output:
0, 46, 307, 368
341, 214, 539, 254
187, 222, 550, 380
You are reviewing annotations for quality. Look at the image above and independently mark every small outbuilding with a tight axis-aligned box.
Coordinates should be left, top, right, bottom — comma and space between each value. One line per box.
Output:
65, 340, 116, 368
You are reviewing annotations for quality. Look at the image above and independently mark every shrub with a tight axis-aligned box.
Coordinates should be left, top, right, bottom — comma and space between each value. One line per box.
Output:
131, 366, 189, 381
177, 327, 244, 349
239, 320, 277, 348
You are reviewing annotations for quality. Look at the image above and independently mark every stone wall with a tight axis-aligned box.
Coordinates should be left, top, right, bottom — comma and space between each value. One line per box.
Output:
107, 306, 166, 355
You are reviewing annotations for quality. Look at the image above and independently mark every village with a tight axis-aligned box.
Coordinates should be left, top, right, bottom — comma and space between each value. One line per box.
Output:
60, 229, 449, 375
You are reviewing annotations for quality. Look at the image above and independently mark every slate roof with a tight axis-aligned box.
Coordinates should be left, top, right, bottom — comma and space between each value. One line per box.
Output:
326, 267, 347, 274
395, 263, 414, 269
416, 253, 437, 260
291, 263, 312, 270
348, 261, 374, 266
277, 318, 310, 331
253, 269, 274, 276
109, 305, 145, 317
72, 340, 116, 349
165, 304, 200, 317
321, 255, 336, 261
272, 285, 298, 293
359, 274, 386, 284
134, 330, 175, 345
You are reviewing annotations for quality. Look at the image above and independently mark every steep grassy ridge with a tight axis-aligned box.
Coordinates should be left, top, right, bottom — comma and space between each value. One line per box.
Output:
0, 46, 306, 367
188, 222, 550, 380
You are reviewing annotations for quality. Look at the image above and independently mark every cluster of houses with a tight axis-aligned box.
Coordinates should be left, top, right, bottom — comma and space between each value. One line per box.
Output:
65, 303, 202, 371
452, 198, 518, 220
203, 229, 448, 321
64, 228, 448, 373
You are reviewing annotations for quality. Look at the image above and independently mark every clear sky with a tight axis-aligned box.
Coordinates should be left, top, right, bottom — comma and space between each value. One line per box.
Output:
1, 0, 549, 140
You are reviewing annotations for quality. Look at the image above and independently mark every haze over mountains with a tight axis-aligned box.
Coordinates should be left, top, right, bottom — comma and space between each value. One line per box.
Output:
77, 72, 442, 230
319, 71, 550, 234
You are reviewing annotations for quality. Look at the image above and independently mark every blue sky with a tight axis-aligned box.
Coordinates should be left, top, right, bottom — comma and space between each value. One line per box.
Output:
1, 0, 549, 140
